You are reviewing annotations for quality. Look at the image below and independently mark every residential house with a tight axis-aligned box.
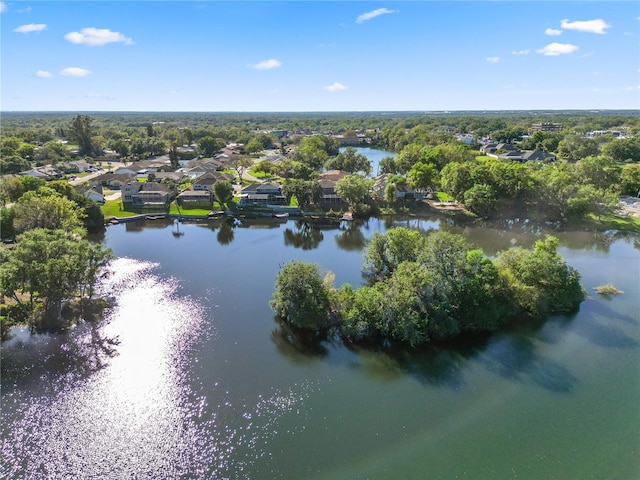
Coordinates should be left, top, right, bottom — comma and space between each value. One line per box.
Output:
91, 173, 137, 189
83, 185, 105, 204
60, 159, 91, 173
372, 173, 422, 200
184, 160, 225, 179
238, 182, 286, 206
530, 122, 562, 133
122, 181, 175, 206
192, 172, 234, 191
19, 165, 62, 179
19, 168, 51, 179
114, 167, 138, 175
482, 143, 517, 157
147, 171, 187, 184
177, 187, 213, 206
317, 170, 349, 206
497, 150, 556, 162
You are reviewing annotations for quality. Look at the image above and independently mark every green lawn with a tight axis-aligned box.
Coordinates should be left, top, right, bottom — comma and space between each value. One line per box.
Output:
169, 203, 211, 216
583, 212, 640, 232
100, 199, 139, 218
435, 191, 454, 202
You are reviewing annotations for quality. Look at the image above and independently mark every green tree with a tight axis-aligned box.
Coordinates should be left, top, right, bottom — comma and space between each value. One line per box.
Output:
440, 162, 476, 200
0, 155, 30, 174
575, 155, 620, 190
213, 180, 234, 209
282, 179, 323, 212
324, 147, 372, 175
197, 136, 224, 157
495, 236, 584, 318
464, 184, 497, 218
378, 156, 398, 175
620, 164, 640, 196
334, 174, 373, 211
163, 128, 186, 168
230, 155, 253, 182
601, 137, 640, 163
407, 161, 437, 191
70, 115, 95, 156
244, 138, 264, 155
252, 159, 274, 177
13, 192, 84, 235
557, 135, 600, 162
270, 260, 332, 329
362, 227, 425, 282
0, 228, 112, 330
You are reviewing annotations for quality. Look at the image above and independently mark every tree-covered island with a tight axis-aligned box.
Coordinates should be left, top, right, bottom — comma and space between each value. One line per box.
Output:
271, 229, 585, 346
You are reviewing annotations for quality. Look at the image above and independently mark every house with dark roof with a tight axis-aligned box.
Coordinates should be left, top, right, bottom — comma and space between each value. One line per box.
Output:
122, 181, 176, 205
192, 172, 233, 191
497, 150, 556, 162
176, 187, 213, 206
184, 160, 225, 179
238, 182, 287, 206
91, 172, 137, 189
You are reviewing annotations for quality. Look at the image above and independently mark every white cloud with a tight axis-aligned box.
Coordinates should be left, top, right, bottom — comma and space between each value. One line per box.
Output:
545, 28, 562, 36
485, 56, 500, 64
560, 19, 611, 34
536, 42, 579, 56
356, 8, 395, 24
60, 67, 91, 77
35, 70, 52, 78
248, 59, 282, 70
64, 27, 134, 46
323, 82, 347, 92
14, 23, 47, 33
0, 2, 7, 13
512, 49, 530, 55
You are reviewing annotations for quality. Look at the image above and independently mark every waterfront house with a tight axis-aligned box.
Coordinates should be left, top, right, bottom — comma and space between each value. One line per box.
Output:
238, 182, 287, 206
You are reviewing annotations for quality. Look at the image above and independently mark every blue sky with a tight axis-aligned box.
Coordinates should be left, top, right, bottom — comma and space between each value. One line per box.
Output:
2, 1, 639, 111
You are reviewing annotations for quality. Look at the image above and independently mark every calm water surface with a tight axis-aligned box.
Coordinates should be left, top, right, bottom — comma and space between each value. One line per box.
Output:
2, 215, 639, 478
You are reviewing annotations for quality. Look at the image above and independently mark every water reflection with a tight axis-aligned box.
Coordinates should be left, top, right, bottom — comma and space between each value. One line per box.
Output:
217, 220, 235, 245
334, 220, 367, 251
283, 220, 325, 250
270, 318, 330, 361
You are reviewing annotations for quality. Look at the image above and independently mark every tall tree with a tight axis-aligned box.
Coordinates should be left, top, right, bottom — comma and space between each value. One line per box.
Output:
324, 147, 372, 175
270, 260, 332, 329
282, 179, 323, 212
213, 180, 234, 209
335, 174, 373, 211
0, 228, 112, 330
70, 115, 95, 156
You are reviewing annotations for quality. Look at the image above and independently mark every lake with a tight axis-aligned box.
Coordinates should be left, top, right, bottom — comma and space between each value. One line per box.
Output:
2, 195, 640, 477
338, 146, 396, 176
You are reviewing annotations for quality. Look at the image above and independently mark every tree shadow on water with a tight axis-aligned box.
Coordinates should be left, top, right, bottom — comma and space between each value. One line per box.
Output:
270, 318, 330, 363
477, 334, 577, 393
1, 317, 120, 395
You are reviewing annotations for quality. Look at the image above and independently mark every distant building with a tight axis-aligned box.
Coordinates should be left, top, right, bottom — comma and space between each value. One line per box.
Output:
530, 122, 562, 133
